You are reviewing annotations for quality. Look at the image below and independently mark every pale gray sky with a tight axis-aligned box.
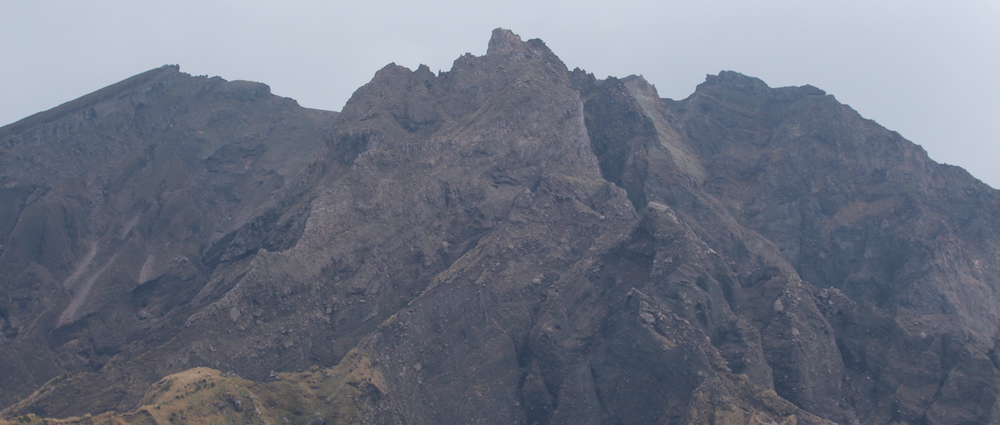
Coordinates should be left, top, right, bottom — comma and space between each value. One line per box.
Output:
2, 0, 998, 187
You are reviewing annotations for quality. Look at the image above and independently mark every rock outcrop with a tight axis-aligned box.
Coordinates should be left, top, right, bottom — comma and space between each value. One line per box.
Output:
1, 29, 999, 425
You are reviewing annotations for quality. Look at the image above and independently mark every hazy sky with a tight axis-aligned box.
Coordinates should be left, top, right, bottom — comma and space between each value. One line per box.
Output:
3, 0, 998, 187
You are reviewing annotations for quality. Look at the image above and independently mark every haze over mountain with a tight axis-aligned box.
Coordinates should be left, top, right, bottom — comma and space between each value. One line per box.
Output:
2, 29, 1000, 425
3, 1, 998, 189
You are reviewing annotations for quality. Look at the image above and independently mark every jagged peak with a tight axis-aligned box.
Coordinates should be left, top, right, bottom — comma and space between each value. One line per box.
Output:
703, 70, 771, 94
486, 28, 524, 56
694, 70, 830, 103
343, 61, 437, 111
212, 79, 272, 102
341, 28, 571, 125
621, 75, 660, 101
484, 28, 560, 66
382, 61, 414, 73
364, 62, 438, 85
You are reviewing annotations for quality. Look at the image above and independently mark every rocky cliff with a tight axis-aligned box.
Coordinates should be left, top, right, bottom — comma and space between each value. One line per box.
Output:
1, 29, 999, 425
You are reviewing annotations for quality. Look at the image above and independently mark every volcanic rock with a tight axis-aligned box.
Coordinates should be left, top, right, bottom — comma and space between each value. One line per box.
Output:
1, 28, 999, 425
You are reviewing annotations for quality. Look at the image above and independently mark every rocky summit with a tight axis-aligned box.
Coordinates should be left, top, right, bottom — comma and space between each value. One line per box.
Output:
1, 29, 999, 425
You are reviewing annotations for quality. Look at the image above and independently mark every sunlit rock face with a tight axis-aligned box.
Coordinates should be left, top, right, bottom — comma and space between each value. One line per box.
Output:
2, 29, 999, 425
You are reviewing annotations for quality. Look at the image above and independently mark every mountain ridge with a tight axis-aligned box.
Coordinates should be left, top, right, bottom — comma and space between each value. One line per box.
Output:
1, 28, 999, 424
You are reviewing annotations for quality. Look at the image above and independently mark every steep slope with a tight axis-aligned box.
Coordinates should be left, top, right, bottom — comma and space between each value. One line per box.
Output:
570, 70, 1000, 423
2, 29, 1000, 425
0, 65, 337, 411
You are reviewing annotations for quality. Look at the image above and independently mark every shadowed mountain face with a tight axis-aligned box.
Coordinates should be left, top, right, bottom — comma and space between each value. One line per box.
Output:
1, 29, 999, 425
0, 66, 338, 413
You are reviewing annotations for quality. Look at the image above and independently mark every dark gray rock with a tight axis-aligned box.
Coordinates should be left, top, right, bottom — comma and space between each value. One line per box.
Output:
2, 28, 999, 425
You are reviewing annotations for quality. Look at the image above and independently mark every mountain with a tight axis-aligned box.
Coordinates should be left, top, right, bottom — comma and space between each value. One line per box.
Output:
2, 29, 999, 425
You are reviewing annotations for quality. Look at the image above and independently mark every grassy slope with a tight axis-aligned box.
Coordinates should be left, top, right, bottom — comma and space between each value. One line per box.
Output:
0, 349, 385, 425
2, 359, 829, 425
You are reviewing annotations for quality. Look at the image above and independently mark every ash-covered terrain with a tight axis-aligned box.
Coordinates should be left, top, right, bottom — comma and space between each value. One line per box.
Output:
1, 29, 999, 425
